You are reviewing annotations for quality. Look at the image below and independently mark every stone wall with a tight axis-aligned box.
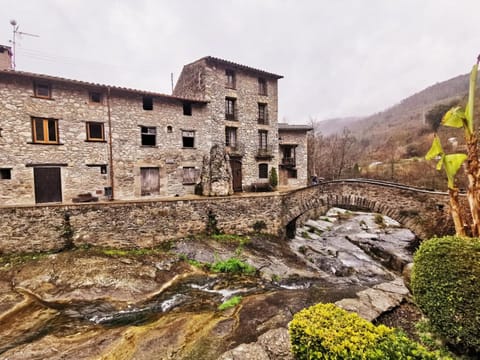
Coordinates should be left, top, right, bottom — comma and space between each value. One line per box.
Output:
278, 129, 310, 187
0, 180, 456, 255
0, 194, 283, 254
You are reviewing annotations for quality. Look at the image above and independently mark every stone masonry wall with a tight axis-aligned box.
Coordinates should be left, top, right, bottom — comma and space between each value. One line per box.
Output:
0, 194, 282, 254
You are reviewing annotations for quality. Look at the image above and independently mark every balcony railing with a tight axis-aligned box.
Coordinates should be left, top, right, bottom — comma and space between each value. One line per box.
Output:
225, 109, 238, 121
256, 145, 274, 159
226, 141, 245, 157
281, 157, 296, 167
257, 113, 269, 125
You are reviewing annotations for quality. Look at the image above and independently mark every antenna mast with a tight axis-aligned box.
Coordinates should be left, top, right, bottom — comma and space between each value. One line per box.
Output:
10, 19, 39, 70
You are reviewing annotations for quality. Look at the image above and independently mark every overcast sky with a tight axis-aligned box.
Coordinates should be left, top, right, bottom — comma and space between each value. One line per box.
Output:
1, 0, 479, 124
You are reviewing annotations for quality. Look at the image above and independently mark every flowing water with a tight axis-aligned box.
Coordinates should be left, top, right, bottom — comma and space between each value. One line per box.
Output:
0, 208, 416, 359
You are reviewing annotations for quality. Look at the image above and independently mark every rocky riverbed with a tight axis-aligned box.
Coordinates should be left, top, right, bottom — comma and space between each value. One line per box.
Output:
0, 208, 416, 359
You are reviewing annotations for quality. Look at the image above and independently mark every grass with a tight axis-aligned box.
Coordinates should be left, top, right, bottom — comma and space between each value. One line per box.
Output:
218, 295, 242, 310
374, 213, 386, 228
0, 251, 53, 267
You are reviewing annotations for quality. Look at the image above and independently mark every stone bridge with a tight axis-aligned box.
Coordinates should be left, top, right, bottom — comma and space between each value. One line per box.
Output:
282, 179, 454, 240
0, 179, 455, 254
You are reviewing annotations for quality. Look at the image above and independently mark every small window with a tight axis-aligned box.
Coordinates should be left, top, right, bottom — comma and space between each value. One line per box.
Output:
259, 164, 268, 179
86, 122, 105, 141
225, 126, 237, 147
34, 82, 51, 98
167, 125, 173, 133
31, 117, 59, 144
0, 169, 12, 180
183, 102, 192, 116
258, 78, 267, 95
100, 165, 107, 174
182, 130, 195, 148
182, 167, 197, 185
141, 126, 156, 146
288, 169, 298, 178
225, 97, 236, 120
258, 103, 268, 124
143, 96, 153, 110
225, 69, 236, 89
89, 91, 102, 103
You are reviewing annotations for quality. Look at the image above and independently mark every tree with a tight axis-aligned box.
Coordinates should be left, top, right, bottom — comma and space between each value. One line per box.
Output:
425, 55, 479, 236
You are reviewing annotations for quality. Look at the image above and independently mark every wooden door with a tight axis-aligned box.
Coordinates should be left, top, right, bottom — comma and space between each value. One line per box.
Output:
34, 167, 62, 203
230, 160, 242, 192
141, 167, 160, 196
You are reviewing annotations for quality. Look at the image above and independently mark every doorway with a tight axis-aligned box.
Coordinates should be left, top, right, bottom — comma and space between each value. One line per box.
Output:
230, 160, 242, 192
34, 167, 62, 203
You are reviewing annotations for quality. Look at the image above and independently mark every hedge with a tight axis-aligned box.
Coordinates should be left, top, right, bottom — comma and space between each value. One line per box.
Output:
289, 303, 446, 359
411, 235, 480, 352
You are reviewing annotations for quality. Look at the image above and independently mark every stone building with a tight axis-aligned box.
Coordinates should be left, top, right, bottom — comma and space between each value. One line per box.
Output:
0, 49, 310, 205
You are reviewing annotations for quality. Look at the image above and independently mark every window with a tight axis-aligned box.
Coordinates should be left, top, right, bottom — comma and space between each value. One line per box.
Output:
167, 125, 173, 133
258, 130, 268, 149
141, 126, 156, 146
225, 97, 236, 120
258, 103, 268, 124
140, 167, 160, 196
258, 78, 267, 95
288, 169, 298, 178
89, 91, 102, 103
34, 82, 51, 98
182, 130, 195, 148
225, 126, 237, 147
143, 96, 153, 110
259, 163, 268, 179
225, 69, 236, 89
86, 122, 105, 141
0, 168, 12, 180
31, 117, 59, 144
182, 167, 197, 185
183, 102, 192, 116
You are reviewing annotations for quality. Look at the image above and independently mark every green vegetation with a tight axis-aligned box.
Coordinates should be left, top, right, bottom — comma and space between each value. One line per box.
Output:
211, 234, 250, 245
269, 167, 278, 189
411, 235, 480, 352
100, 248, 164, 257
211, 257, 256, 275
0, 251, 53, 267
300, 231, 311, 239
218, 295, 242, 311
289, 303, 448, 359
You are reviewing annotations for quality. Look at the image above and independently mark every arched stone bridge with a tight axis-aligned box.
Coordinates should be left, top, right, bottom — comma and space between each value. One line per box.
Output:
281, 179, 454, 240
0, 179, 458, 255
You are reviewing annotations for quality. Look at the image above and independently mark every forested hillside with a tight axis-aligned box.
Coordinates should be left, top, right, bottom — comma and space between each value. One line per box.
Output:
310, 71, 479, 190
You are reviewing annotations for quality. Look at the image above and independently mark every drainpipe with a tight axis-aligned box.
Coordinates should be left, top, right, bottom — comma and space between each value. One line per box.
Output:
106, 86, 115, 200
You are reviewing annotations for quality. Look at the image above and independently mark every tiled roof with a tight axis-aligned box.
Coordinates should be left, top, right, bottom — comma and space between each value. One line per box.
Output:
0, 69, 208, 104
201, 56, 283, 79
278, 123, 313, 131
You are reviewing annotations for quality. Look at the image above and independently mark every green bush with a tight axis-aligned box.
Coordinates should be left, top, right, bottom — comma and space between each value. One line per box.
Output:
289, 303, 445, 359
211, 257, 256, 275
411, 235, 480, 352
269, 167, 278, 188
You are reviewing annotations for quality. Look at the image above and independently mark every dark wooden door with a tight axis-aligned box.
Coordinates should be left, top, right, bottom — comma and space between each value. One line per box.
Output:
34, 167, 62, 203
230, 160, 242, 192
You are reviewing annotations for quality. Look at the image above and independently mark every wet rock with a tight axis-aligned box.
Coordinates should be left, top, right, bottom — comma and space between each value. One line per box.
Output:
218, 343, 270, 360
257, 328, 294, 359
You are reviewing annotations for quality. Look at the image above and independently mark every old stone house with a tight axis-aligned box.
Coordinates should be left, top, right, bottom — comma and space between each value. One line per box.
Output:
0, 48, 311, 205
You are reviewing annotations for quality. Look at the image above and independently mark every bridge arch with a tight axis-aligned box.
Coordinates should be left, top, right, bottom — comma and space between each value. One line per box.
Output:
282, 179, 454, 240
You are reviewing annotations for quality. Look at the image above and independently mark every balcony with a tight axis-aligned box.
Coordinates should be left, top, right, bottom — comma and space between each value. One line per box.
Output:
256, 145, 274, 160
225, 109, 238, 121
281, 157, 296, 167
226, 141, 245, 157
257, 113, 269, 125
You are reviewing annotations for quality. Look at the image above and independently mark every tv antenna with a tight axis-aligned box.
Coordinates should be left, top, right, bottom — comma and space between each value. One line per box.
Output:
9, 19, 39, 70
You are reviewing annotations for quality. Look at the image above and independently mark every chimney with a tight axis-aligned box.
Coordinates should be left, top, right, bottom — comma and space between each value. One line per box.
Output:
0, 45, 13, 70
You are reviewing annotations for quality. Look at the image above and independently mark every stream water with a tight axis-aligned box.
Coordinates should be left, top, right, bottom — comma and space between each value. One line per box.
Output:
0, 208, 416, 359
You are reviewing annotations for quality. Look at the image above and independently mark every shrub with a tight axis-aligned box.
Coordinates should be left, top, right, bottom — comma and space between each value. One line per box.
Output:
211, 257, 256, 275
289, 303, 445, 359
269, 167, 278, 189
411, 235, 480, 352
